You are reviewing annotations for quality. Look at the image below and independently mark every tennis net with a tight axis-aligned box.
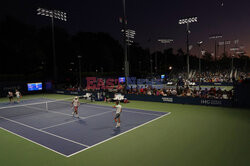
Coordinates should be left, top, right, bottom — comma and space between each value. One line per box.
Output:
0, 97, 74, 119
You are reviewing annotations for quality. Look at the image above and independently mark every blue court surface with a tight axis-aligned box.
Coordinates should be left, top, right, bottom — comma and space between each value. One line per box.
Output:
0, 98, 169, 157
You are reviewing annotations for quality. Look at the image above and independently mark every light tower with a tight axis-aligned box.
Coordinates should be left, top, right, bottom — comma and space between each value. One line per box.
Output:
179, 17, 198, 78
37, 7, 67, 85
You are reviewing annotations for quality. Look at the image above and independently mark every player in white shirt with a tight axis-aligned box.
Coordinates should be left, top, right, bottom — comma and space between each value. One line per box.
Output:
113, 101, 122, 128
71, 96, 80, 118
15, 90, 22, 103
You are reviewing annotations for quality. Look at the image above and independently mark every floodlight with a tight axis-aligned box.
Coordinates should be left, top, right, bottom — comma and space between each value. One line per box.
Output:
178, 16, 198, 76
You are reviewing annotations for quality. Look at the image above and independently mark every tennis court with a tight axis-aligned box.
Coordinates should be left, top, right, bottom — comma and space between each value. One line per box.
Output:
0, 98, 169, 157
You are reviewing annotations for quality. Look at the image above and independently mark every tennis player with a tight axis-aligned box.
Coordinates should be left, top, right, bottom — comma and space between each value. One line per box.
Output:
15, 90, 22, 103
7, 91, 14, 103
113, 101, 122, 128
72, 96, 80, 118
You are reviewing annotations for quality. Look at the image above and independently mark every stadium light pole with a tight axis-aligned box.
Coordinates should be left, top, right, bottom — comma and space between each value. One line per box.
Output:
218, 40, 231, 56
124, 29, 135, 79
121, 0, 129, 92
154, 44, 158, 75
230, 47, 238, 71
197, 41, 203, 74
125, 29, 136, 46
158, 38, 174, 52
150, 59, 153, 77
157, 39, 174, 45
158, 38, 174, 73
37, 7, 67, 87
231, 54, 235, 71
179, 17, 198, 78
78, 55, 82, 88
197, 41, 203, 89
209, 35, 222, 61
230, 46, 243, 71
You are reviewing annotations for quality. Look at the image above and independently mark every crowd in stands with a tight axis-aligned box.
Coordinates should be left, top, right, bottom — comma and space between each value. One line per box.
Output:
190, 71, 247, 83
127, 85, 233, 100
191, 71, 231, 82
168, 70, 248, 83
63, 70, 249, 100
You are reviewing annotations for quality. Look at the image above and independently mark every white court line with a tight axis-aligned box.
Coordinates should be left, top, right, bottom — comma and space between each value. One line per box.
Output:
123, 110, 162, 116
40, 111, 111, 130
81, 110, 111, 119
0, 97, 73, 110
67, 112, 171, 157
40, 119, 79, 130
0, 116, 89, 148
42, 99, 164, 116
82, 104, 163, 116
0, 126, 68, 157
50, 99, 164, 116
0, 101, 48, 110
81, 101, 166, 113
0, 97, 51, 104
24, 100, 162, 117
25, 105, 72, 117
0, 100, 171, 158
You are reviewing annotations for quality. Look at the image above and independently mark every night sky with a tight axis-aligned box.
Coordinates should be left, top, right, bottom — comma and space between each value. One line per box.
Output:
1, 0, 250, 56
